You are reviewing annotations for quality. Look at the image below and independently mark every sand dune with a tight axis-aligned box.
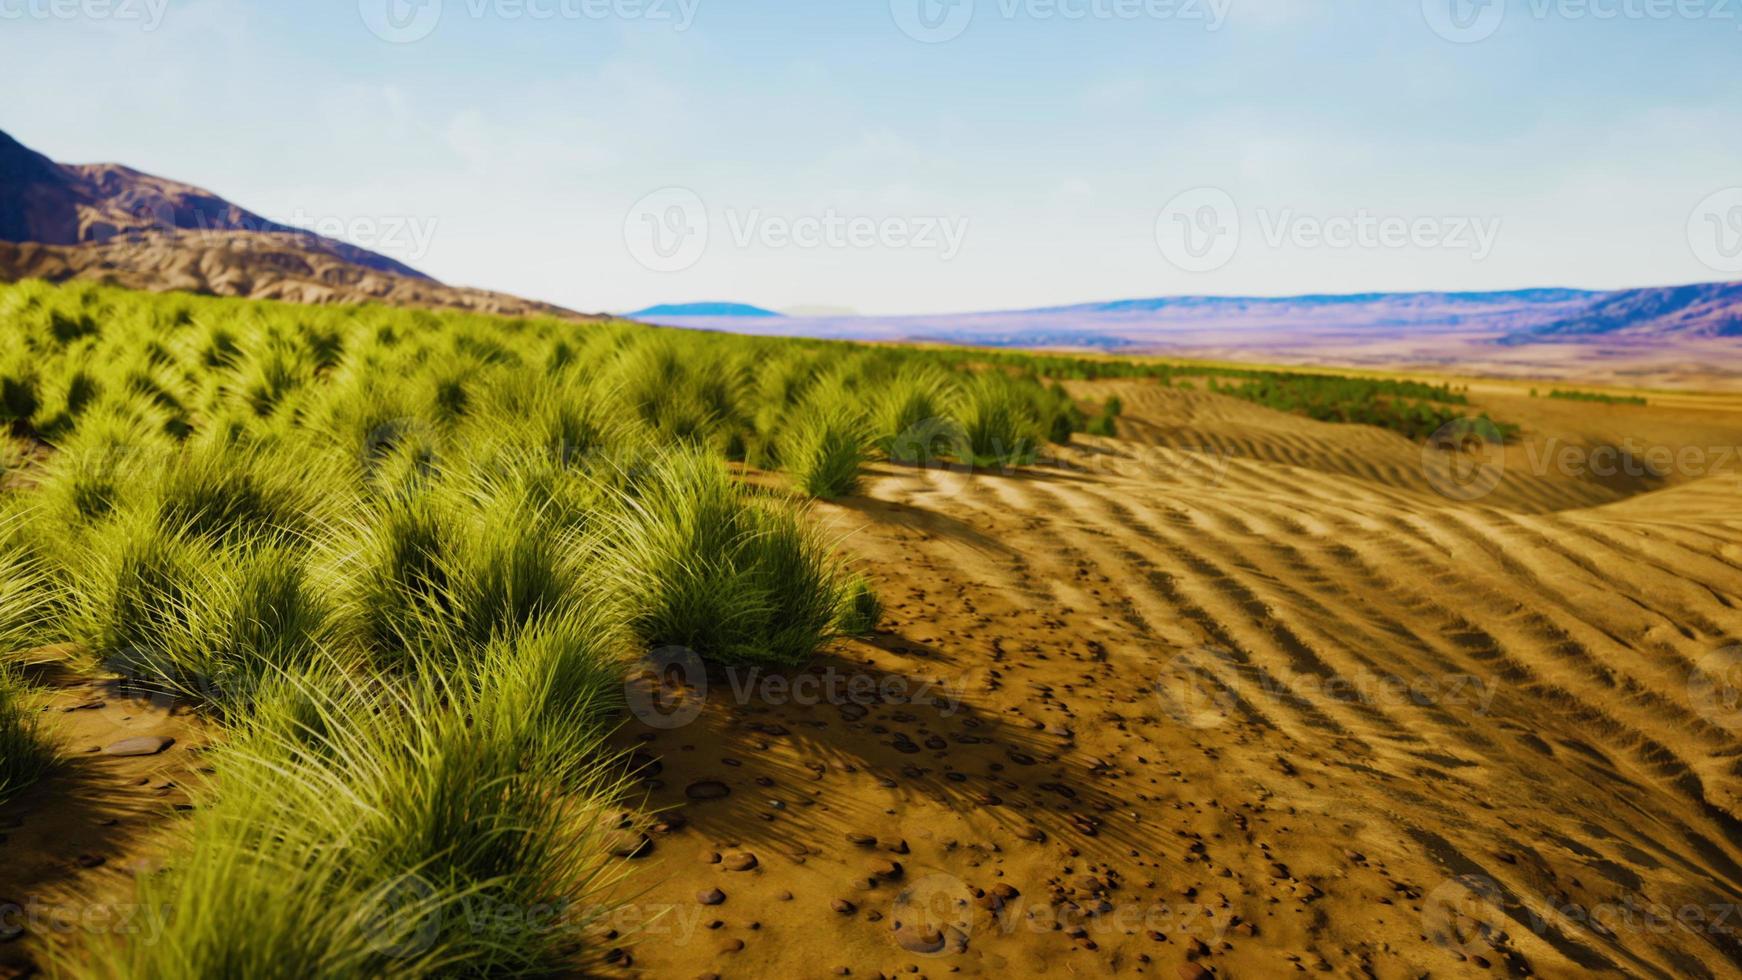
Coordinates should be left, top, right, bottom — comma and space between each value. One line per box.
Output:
603, 383, 1742, 978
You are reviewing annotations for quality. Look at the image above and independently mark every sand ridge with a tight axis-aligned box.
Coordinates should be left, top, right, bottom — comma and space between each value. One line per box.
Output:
600, 382, 1742, 979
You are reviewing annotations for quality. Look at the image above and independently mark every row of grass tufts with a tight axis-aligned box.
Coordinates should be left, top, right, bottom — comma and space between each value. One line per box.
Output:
0, 279, 933, 976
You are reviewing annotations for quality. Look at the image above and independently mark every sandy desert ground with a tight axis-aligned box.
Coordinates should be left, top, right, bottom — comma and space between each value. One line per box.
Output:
593, 380, 1742, 979
6, 377, 1742, 979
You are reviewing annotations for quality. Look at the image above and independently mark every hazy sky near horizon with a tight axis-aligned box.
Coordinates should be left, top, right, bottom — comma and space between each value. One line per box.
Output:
3, 0, 1740, 314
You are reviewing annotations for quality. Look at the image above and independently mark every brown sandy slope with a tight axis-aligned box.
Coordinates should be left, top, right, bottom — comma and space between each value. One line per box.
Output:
600, 382, 1742, 979
0, 233, 586, 320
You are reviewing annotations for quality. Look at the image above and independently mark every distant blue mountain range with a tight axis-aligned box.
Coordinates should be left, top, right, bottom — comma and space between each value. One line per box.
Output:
629, 302, 783, 318
628, 281, 1742, 349
1030, 288, 1601, 315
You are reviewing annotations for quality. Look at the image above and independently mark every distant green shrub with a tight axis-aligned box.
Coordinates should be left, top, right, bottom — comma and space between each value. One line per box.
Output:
1548, 389, 1648, 406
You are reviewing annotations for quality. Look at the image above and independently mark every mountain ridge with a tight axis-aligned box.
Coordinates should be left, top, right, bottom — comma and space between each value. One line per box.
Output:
0, 129, 589, 320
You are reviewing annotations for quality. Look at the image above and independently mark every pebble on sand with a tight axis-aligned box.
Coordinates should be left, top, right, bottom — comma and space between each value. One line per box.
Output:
685, 780, 732, 801
100, 736, 174, 757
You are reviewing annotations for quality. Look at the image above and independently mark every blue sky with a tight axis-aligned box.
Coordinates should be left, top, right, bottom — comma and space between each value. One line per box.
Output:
3, 0, 1739, 314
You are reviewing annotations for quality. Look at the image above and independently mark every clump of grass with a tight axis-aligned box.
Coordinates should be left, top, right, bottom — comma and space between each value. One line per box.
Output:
0, 518, 58, 803
36, 405, 172, 525
337, 480, 591, 669
0, 661, 56, 805
957, 373, 1043, 468
874, 368, 965, 466
0, 349, 41, 434
68, 671, 629, 979
1085, 393, 1120, 437
64, 511, 336, 708
783, 380, 872, 499
836, 574, 883, 637
605, 449, 850, 667
465, 375, 628, 471
148, 440, 346, 547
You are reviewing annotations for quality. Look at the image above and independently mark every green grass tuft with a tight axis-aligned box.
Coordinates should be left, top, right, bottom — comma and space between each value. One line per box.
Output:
606, 449, 849, 667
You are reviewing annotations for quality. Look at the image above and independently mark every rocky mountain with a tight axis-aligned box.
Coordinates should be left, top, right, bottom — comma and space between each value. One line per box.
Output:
0, 129, 584, 319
